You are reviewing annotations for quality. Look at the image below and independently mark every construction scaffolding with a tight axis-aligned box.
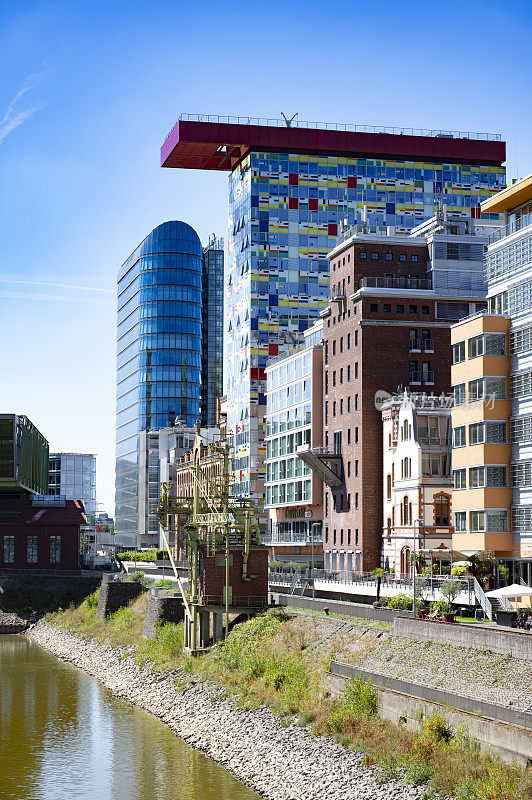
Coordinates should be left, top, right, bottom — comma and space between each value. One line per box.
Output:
156, 439, 268, 652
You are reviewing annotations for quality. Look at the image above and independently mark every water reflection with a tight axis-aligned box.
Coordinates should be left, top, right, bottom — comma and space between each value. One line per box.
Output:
0, 636, 259, 800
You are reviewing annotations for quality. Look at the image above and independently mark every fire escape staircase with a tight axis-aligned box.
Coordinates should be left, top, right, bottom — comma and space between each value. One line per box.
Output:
297, 445, 344, 488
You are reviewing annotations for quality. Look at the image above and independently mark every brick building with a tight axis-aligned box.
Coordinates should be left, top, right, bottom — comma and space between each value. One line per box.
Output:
310, 214, 492, 574
0, 495, 85, 575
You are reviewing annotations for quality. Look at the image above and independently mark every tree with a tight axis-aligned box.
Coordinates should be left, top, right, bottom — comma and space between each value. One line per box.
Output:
440, 579, 462, 612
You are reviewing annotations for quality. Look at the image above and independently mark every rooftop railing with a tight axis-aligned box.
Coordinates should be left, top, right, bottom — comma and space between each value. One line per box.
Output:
488, 213, 532, 243
359, 276, 433, 291
171, 114, 502, 142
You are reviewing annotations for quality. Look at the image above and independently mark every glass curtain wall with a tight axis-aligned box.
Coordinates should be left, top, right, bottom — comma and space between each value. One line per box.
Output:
115, 221, 202, 546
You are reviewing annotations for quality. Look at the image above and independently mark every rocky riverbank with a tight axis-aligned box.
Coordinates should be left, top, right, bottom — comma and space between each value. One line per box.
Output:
27, 622, 427, 800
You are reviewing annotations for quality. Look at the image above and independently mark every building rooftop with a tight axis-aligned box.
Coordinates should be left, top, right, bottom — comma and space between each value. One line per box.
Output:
161, 115, 505, 171
481, 173, 532, 213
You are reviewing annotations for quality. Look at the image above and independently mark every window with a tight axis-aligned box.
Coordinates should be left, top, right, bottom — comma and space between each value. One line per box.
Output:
434, 495, 450, 525
347, 428, 351, 444
355, 331, 358, 347
3, 535, 14, 563
455, 512, 467, 531
355, 427, 359, 443
355, 363, 358, 379
340, 399, 343, 415
469, 333, 506, 358
340, 336, 343, 353
50, 535, 61, 564
27, 535, 38, 563
347, 461, 351, 477
454, 469, 466, 489
370, 303, 378, 312
371, 252, 379, 260
347, 396, 351, 413
453, 341, 465, 363
355, 459, 359, 476
422, 306, 429, 315
486, 466, 507, 487
454, 426, 466, 447
386, 252, 393, 261
355, 492, 359, 509
387, 474, 391, 499
347, 333, 351, 349
324, 341, 328, 364
411, 254, 418, 262
409, 305, 417, 314
347, 365, 351, 381
360, 251, 367, 259
469, 466, 484, 488
454, 383, 466, 405
383, 304, 391, 313
332, 340, 336, 356
339, 368, 343, 384
396, 304, 404, 313
399, 254, 407, 262
355, 394, 358, 410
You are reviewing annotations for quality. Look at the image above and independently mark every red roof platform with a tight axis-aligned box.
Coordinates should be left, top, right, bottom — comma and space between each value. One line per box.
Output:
161, 115, 505, 171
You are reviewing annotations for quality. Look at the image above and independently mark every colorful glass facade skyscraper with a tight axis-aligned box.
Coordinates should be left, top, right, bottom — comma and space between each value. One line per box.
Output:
161, 116, 506, 523
115, 220, 203, 546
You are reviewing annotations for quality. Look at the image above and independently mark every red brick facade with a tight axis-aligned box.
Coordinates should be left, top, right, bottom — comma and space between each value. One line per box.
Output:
0, 497, 85, 574
201, 546, 269, 608
323, 237, 455, 573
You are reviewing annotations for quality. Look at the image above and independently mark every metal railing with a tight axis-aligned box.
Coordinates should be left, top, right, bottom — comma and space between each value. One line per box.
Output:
472, 578, 493, 620
269, 569, 476, 604
360, 276, 432, 291
169, 114, 501, 142
488, 213, 532, 243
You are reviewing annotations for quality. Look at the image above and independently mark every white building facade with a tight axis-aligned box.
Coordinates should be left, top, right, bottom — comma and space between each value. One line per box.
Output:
382, 394, 453, 576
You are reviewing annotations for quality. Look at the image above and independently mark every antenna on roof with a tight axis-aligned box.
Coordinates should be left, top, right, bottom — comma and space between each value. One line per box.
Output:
281, 112, 298, 128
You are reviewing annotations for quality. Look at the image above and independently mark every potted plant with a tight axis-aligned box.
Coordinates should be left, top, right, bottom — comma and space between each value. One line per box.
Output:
440, 579, 462, 622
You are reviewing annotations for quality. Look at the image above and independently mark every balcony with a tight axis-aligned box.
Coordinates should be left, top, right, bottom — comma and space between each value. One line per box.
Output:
409, 337, 433, 353
359, 276, 432, 291
297, 445, 343, 487
488, 212, 532, 243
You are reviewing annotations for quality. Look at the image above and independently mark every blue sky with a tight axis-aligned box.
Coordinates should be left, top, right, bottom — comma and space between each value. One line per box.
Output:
1, 0, 531, 514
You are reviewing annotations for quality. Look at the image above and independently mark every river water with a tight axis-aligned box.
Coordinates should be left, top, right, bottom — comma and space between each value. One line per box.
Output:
0, 636, 260, 800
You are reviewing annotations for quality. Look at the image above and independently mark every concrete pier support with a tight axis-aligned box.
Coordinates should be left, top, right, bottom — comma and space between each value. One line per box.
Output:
213, 612, 224, 643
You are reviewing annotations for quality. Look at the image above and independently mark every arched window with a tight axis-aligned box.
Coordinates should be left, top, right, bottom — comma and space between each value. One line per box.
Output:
387, 474, 392, 500
403, 496, 409, 527
387, 518, 392, 539
401, 547, 411, 576
434, 493, 450, 526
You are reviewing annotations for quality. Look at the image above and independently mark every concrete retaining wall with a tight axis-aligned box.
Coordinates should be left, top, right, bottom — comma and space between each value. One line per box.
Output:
272, 592, 411, 623
142, 589, 185, 638
0, 574, 101, 617
394, 615, 532, 660
96, 576, 143, 619
328, 663, 532, 766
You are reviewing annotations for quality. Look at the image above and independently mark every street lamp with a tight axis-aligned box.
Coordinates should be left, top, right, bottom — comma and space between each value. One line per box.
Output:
311, 522, 321, 600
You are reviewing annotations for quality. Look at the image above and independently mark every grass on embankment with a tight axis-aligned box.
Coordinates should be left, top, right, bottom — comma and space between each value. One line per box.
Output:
49, 589, 532, 800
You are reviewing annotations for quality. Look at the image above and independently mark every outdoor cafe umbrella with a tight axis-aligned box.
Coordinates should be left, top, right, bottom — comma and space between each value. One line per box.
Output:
485, 584, 532, 598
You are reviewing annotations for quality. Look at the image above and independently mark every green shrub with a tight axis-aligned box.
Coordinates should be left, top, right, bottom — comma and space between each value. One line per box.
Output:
154, 579, 173, 589
328, 676, 377, 731
156, 549, 170, 561
128, 571, 153, 588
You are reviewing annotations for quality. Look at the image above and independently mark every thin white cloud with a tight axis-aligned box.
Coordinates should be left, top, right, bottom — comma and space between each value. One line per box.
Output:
0, 290, 112, 305
0, 65, 51, 146
0, 276, 113, 293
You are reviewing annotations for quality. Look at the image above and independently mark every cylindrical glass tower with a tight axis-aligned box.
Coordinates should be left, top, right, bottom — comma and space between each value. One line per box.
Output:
137, 221, 202, 428
115, 221, 202, 546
